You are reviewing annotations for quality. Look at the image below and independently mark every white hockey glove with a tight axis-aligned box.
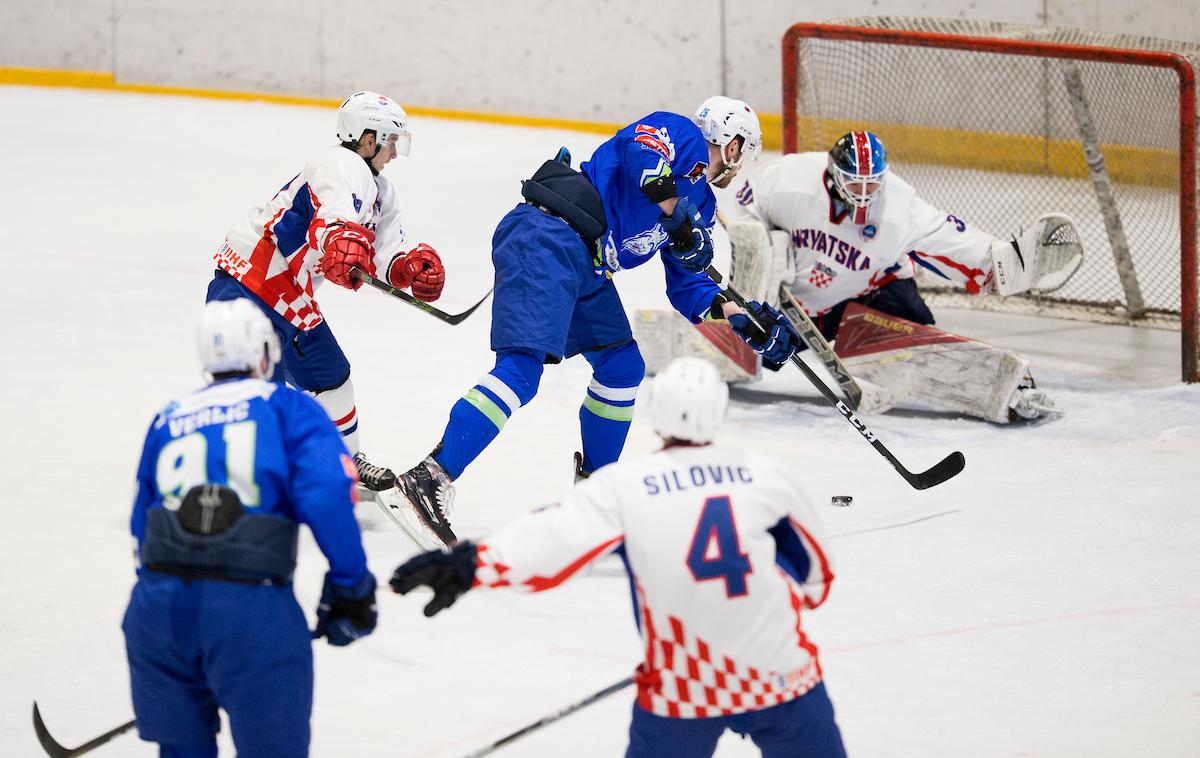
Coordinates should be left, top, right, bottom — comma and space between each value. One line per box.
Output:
990, 213, 1084, 297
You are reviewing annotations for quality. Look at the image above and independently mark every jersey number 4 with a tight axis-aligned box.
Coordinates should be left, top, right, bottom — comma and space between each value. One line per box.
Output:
686, 496, 752, 597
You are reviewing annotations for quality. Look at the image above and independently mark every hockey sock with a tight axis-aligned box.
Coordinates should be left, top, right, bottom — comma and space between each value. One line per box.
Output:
314, 378, 360, 454
578, 341, 644, 473
433, 350, 543, 480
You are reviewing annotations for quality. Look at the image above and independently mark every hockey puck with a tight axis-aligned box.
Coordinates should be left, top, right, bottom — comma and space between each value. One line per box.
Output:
831, 495, 854, 507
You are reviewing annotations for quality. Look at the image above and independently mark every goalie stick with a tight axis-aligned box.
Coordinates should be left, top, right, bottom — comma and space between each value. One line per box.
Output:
707, 265, 965, 490
352, 267, 493, 325
32, 703, 135, 758
461, 676, 635, 758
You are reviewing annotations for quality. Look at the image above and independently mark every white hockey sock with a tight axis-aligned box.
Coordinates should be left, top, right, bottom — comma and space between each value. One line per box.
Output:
315, 379, 360, 453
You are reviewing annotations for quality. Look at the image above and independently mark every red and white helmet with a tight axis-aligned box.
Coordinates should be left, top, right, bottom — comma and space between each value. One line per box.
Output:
694, 96, 762, 167
336, 91, 412, 156
197, 299, 281, 379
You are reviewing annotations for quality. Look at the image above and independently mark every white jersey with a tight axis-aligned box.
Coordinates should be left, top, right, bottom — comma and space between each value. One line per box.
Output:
214, 145, 406, 330
738, 152, 996, 317
474, 443, 835, 719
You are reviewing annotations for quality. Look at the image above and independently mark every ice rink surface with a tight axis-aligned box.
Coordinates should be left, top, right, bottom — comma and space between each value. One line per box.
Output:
1, 88, 1197, 757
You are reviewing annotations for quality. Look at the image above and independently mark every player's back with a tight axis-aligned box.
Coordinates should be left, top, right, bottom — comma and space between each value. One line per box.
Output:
597, 443, 834, 716
131, 377, 327, 543
581, 112, 715, 268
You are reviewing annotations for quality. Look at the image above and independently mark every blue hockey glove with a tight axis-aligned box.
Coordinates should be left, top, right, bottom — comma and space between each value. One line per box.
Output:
390, 541, 478, 618
728, 301, 802, 371
312, 571, 377, 646
659, 197, 714, 272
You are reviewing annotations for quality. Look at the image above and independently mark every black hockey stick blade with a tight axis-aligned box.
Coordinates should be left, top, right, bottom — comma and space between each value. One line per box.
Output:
461, 676, 634, 758
706, 264, 965, 490
32, 703, 136, 758
903, 450, 966, 490
352, 268, 493, 325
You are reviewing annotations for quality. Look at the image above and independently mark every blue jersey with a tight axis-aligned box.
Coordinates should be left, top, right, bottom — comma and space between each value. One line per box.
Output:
581, 112, 721, 322
130, 377, 367, 586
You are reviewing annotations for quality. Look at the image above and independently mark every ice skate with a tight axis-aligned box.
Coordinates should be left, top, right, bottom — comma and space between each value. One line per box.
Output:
354, 451, 397, 491
1008, 376, 1061, 421
396, 456, 457, 545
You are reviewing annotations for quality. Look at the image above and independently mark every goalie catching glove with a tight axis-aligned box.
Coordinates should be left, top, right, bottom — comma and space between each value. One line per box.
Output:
390, 541, 478, 617
990, 213, 1084, 297
319, 222, 376, 290
387, 243, 446, 301
727, 300, 802, 370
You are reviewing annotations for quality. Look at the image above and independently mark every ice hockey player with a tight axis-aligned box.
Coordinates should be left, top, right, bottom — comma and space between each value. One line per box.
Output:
390, 356, 846, 758
392, 97, 802, 544
726, 131, 1084, 422
122, 299, 377, 757
205, 90, 446, 491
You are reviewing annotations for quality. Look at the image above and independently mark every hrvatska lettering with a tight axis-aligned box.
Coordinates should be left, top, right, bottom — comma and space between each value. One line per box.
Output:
791, 228, 873, 272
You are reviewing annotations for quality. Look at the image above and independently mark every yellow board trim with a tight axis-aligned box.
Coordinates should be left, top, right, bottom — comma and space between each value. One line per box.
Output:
792, 116, 1179, 189
1, 66, 1177, 187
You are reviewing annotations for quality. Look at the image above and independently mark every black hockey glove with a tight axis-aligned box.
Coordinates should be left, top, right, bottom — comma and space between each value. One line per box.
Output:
728, 301, 802, 371
312, 571, 377, 646
390, 541, 479, 617
658, 197, 714, 272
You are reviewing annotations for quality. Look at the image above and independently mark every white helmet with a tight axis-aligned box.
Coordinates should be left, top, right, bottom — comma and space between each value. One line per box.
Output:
647, 357, 729, 444
694, 96, 762, 167
336, 91, 412, 156
197, 299, 281, 379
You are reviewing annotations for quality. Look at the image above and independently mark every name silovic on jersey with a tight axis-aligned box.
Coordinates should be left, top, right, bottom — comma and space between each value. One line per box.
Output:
214, 146, 406, 330
469, 445, 835, 719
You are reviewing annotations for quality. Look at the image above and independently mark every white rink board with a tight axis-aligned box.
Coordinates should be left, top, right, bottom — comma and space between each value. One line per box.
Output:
1, 89, 1197, 757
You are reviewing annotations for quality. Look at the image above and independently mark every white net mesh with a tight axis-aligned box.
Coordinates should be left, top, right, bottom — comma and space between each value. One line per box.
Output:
788, 17, 1199, 340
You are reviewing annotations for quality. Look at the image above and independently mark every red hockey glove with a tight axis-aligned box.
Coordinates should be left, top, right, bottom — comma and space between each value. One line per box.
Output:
387, 243, 445, 301
320, 222, 376, 290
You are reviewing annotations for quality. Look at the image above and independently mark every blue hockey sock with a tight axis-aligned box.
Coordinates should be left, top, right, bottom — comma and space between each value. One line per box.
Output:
579, 342, 645, 474
433, 351, 544, 480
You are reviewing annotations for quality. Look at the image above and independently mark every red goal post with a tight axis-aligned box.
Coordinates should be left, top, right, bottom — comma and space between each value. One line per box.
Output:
781, 19, 1199, 382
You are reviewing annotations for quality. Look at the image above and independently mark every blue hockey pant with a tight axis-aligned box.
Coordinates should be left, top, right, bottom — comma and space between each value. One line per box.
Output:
122, 572, 314, 757
433, 203, 644, 479
625, 682, 846, 758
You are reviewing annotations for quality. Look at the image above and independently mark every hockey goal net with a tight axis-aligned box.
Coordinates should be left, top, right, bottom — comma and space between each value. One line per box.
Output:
783, 18, 1199, 382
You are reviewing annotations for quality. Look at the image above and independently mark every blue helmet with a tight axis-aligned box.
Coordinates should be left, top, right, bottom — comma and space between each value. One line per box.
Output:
828, 131, 888, 208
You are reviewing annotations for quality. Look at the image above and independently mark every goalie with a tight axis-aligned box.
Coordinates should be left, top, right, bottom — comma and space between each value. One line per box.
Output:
723, 130, 1084, 423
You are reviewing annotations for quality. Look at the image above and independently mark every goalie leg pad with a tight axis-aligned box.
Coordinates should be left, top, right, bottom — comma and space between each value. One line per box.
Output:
631, 309, 759, 383
835, 304, 1037, 423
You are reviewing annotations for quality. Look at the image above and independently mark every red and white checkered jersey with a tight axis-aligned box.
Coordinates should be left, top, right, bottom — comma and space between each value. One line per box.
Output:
474, 443, 835, 719
214, 145, 406, 330
738, 152, 996, 316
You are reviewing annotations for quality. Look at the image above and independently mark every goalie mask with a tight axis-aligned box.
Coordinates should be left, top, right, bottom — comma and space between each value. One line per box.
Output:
828, 131, 888, 208
336, 91, 412, 157
197, 299, 282, 379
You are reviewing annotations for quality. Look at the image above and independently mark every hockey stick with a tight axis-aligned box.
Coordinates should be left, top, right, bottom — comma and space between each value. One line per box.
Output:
461, 676, 635, 758
715, 209, 869, 410
352, 268, 493, 325
32, 703, 135, 758
707, 265, 965, 490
